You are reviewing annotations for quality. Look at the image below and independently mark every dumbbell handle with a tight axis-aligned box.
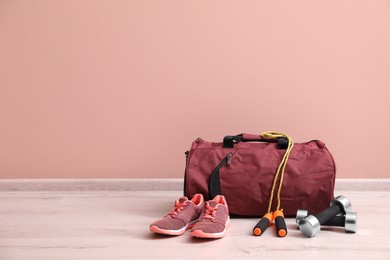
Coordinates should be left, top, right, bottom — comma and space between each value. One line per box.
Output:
323, 215, 346, 227
315, 204, 342, 225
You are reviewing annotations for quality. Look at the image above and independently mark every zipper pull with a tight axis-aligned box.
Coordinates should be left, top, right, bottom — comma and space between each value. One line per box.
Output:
227, 153, 232, 166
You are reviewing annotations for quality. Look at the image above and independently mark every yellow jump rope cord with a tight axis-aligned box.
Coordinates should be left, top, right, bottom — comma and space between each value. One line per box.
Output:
261, 131, 294, 213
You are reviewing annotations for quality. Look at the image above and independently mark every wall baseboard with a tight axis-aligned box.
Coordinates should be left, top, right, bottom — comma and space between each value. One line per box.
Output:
0, 179, 182, 192
0, 178, 389, 192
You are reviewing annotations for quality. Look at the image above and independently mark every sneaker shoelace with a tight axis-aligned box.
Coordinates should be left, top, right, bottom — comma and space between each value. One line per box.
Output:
203, 203, 217, 219
168, 201, 186, 216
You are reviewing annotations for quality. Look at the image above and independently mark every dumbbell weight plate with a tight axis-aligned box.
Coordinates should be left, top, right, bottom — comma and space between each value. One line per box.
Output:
330, 195, 352, 214
296, 209, 308, 229
345, 212, 357, 233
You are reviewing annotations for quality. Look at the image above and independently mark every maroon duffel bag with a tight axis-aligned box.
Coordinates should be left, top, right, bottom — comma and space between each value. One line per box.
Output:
184, 133, 336, 217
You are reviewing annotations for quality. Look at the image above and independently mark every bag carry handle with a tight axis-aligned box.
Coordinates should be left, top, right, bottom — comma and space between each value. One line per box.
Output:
223, 133, 289, 149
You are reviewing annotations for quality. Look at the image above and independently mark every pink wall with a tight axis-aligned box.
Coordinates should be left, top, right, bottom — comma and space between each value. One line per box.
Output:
1, 1, 389, 179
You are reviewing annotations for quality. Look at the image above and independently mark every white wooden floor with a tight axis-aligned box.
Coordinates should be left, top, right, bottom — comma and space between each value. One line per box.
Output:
0, 190, 389, 259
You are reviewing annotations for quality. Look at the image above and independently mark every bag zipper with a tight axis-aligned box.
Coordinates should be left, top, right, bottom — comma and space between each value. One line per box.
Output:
183, 150, 190, 196
227, 153, 232, 166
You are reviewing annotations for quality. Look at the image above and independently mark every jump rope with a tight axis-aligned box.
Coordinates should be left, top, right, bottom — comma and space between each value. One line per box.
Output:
253, 131, 294, 237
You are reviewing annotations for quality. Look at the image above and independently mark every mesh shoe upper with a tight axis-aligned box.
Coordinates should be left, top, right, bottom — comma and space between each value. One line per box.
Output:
151, 195, 204, 231
191, 195, 229, 234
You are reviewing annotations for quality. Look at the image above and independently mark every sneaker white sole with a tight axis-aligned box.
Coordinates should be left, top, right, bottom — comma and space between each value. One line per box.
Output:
190, 217, 230, 239
150, 219, 198, 236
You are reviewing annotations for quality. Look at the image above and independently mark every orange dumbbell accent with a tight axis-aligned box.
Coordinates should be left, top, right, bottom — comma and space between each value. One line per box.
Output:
253, 213, 273, 236
273, 210, 287, 237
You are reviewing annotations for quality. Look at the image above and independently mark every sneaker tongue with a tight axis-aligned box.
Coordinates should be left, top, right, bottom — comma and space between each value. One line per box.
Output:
208, 200, 218, 208
178, 197, 189, 204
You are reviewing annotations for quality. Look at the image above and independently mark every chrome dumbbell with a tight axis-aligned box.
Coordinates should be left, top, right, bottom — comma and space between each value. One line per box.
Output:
298, 195, 352, 238
296, 209, 357, 233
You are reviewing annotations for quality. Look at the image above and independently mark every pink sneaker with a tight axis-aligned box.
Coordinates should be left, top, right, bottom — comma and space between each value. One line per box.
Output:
190, 195, 230, 239
150, 194, 204, 236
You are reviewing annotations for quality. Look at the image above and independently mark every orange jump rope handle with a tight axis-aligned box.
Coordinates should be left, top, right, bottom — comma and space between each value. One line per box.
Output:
253, 213, 273, 236
273, 210, 287, 237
